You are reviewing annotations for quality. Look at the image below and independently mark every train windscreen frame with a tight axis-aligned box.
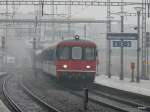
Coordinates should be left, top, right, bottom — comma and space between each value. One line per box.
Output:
57, 46, 96, 60
84, 47, 96, 60
57, 46, 70, 60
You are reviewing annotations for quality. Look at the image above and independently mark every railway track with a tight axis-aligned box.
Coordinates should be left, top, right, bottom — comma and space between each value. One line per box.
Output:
3, 75, 62, 112
91, 83, 150, 111
68, 86, 149, 112
3, 76, 23, 112
18, 68, 150, 112
20, 79, 61, 112
22, 69, 122, 112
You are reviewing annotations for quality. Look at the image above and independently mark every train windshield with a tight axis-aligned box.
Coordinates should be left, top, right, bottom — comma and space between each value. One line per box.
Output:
58, 46, 70, 59
84, 47, 96, 60
72, 47, 82, 59
58, 46, 96, 60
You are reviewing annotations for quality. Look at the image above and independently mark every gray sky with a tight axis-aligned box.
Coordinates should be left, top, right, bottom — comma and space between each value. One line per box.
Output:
17, 0, 146, 24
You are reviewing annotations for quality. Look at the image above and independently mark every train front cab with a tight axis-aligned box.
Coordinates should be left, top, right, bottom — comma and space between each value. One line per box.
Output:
56, 41, 97, 83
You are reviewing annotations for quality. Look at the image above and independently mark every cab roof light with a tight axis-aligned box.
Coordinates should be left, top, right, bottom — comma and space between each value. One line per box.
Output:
74, 35, 80, 40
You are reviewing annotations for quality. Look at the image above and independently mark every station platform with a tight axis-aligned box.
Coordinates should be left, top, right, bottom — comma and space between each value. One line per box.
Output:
95, 75, 150, 97
0, 100, 10, 112
0, 72, 10, 112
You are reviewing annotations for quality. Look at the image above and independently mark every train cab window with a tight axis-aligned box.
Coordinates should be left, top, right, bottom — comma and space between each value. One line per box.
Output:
58, 46, 70, 59
72, 47, 82, 59
84, 47, 95, 60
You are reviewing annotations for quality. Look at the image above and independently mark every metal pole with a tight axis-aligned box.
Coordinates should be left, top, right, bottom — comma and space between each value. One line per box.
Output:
141, 0, 147, 79
146, 35, 149, 79
120, 0, 124, 80
107, 0, 111, 78
108, 39, 111, 78
148, 42, 149, 78
84, 24, 86, 39
1, 36, 5, 72
120, 16, 124, 80
33, 15, 37, 76
83, 88, 88, 110
137, 11, 140, 83
52, 0, 55, 41
4, 0, 8, 72
33, 38, 36, 76
146, 32, 149, 79
68, 2, 71, 36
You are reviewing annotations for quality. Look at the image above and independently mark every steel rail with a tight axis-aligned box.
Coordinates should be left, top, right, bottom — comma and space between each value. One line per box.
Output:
90, 88, 150, 111
20, 80, 62, 112
2, 75, 24, 112
91, 83, 150, 111
69, 89, 147, 112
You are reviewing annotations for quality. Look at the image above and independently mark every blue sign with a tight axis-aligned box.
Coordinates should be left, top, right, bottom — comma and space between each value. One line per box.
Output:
113, 41, 131, 47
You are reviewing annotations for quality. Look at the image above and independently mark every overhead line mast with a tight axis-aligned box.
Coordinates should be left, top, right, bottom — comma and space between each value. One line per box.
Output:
120, 0, 124, 80
141, 0, 148, 79
107, 0, 111, 78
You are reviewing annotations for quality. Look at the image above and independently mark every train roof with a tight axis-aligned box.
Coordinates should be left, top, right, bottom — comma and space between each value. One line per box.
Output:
57, 39, 96, 47
37, 38, 97, 54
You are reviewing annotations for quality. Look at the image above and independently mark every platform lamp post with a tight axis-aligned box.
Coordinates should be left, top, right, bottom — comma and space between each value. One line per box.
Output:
134, 7, 142, 83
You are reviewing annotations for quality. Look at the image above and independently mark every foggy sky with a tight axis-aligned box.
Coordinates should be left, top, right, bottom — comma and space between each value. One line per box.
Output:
0, 0, 146, 25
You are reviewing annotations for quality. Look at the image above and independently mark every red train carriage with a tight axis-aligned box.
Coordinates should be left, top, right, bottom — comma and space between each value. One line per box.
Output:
37, 36, 98, 82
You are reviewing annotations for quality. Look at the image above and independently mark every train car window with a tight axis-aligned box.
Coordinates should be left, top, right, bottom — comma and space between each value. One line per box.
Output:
53, 49, 56, 60
58, 46, 70, 60
84, 47, 96, 60
47, 49, 54, 60
42, 50, 48, 60
72, 47, 82, 59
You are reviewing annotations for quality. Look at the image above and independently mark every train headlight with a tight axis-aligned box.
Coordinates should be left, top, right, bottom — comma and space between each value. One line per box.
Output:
63, 65, 68, 69
86, 65, 91, 69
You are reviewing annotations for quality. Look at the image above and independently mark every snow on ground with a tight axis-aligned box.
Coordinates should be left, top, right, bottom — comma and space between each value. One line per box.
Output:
95, 75, 150, 97
0, 72, 7, 76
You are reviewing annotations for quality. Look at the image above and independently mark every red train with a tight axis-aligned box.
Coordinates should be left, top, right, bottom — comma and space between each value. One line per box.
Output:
36, 36, 98, 82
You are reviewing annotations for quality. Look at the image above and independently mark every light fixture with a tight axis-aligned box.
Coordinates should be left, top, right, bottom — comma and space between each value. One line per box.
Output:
86, 65, 91, 69
63, 65, 68, 69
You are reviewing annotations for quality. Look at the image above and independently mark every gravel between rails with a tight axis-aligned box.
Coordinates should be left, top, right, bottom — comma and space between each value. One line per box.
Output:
5, 74, 51, 112
22, 69, 121, 112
